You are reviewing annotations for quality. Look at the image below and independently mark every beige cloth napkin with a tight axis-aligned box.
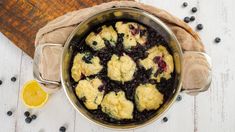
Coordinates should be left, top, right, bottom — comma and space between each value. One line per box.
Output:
34, 1, 211, 95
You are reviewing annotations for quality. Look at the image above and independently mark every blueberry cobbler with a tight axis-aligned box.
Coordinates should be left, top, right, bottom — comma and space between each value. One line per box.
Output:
69, 21, 175, 124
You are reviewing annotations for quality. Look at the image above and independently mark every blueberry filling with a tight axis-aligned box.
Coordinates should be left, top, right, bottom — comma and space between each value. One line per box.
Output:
82, 53, 93, 63
69, 20, 175, 124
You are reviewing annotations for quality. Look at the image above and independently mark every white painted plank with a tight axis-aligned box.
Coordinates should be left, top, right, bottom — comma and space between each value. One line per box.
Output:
75, 113, 104, 132
134, 94, 194, 132
134, 0, 196, 132
0, 0, 235, 131
15, 53, 76, 132
194, 0, 235, 131
0, 33, 22, 132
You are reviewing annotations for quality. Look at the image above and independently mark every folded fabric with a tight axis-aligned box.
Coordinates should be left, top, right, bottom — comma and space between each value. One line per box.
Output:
34, 1, 211, 95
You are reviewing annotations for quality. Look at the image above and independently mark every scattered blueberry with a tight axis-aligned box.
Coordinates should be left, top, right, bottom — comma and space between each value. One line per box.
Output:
7, 111, 13, 116
31, 115, 37, 120
163, 117, 168, 122
190, 16, 195, 21
215, 37, 221, 43
25, 117, 32, 124
191, 7, 197, 13
0, 80, 2, 85
24, 111, 30, 117
11, 77, 17, 82
182, 2, 188, 7
176, 95, 182, 101
184, 17, 190, 23
59, 126, 66, 132
196, 24, 203, 30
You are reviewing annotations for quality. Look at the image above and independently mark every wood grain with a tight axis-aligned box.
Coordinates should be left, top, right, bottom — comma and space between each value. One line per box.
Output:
0, 0, 131, 58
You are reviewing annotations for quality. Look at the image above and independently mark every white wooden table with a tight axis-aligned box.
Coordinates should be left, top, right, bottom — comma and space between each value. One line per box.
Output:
0, 0, 235, 131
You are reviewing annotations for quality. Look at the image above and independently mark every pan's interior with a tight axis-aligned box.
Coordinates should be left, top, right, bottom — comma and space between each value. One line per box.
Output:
61, 8, 182, 129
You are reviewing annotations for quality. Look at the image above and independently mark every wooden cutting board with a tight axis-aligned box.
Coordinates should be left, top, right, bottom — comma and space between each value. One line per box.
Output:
0, 0, 132, 58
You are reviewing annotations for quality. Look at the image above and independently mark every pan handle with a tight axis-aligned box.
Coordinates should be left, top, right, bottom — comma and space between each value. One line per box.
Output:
33, 43, 63, 93
181, 51, 212, 95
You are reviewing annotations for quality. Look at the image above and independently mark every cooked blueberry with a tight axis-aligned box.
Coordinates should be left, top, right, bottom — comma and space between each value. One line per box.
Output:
7, 111, 12, 116
59, 126, 66, 132
182, 2, 188, 7
31, 115, 37, 120
158, 61, 166, 69
129, 24, 135, 29
191, 7, 197, 13
98, 85, 105, 92
11, 77, 16, 82
0, 80, 2, 85
131, 28, 140, 35
162, 117, 168, 122
81, 96, 86, 102
214, 37, 221, 43
82, 54, 93, 63
190, 16, 195, 21
153, 56, 161, 63
92, 41, 97, 46
140, 30, 146, 37
184, 17, 190, 23
118, 33, 124, 38
95, 27, 102, 34
196, 24, 203, 30
176, 95, 182, 101
24, 111, 30, 117
25, 117, 32, 123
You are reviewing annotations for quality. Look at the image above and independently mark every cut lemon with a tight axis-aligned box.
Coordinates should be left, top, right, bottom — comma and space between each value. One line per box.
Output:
21, 80, 49, 108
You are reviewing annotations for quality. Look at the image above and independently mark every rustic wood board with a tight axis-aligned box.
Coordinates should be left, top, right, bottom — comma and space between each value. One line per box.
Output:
0, 0, 132, 58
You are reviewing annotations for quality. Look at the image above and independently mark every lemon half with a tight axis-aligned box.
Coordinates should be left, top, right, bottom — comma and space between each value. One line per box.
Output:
21, 80, 49, 108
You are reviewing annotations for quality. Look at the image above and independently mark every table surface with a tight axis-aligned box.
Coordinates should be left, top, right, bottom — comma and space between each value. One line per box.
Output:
0, 0, 235, 132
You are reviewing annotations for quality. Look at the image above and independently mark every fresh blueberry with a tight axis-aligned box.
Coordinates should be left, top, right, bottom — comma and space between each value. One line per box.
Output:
196, 24, 203, 30
7, 111, 13, 116
190, 16, 195, 21
11, 77, 17, 82
25, 117, 32, 124
182, 2, 188, 7
0, 80, 2, 85
176, 95, 182, 101
59, 126, 66, 132
163, 117, 168, 122
215, 37, 221, 43
31, 115, 37, 120
191, 7, 197, 13
24, 111, 30, 117
184, 17, 190, 23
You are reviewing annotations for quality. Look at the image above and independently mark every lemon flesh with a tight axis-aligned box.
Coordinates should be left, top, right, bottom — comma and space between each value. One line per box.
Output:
21, 80, 48, 108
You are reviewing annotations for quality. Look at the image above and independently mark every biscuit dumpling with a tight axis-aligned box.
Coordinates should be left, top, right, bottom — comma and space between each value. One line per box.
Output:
115, 21, 148, 49
139, 45, 174, 82
71, 53, 103, 82
135, 83, 163, 112
101, 91, 134, 120
107, 54, 136, 82
75, 78, 104, 110
85, 25, 117, 50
